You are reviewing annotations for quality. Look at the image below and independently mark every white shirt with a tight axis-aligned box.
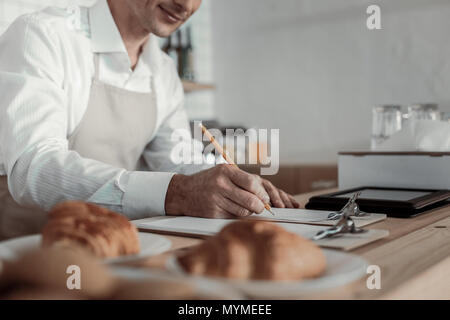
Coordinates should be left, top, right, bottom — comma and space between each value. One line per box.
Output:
0, 0, 209, 219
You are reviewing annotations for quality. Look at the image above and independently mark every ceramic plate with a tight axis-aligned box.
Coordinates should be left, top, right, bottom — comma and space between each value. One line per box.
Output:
0, 232, 171, 264
110, 267, 245, 300
166, 249, 369, 298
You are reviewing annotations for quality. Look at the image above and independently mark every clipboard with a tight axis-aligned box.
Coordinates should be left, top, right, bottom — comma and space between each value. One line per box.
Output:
133, 216, 389, 251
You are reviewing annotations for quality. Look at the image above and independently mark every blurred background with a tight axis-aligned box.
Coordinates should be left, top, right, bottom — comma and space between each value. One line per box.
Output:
1, 0, 450, 194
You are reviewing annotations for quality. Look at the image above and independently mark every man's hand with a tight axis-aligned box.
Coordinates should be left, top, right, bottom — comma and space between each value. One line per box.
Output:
165, 164, 299, 219
261, 179, 300, 209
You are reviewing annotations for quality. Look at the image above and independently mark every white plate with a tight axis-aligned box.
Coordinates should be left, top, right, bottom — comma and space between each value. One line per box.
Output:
111, 267, 245, 300
166, 249, 368, 299
0, 232, 171, 264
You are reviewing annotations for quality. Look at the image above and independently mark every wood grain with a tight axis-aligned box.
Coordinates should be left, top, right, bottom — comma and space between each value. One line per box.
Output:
349, 216, 450, 299
293, 188, 450, 299
127, 188, 450, 299
381, 255, 450, 300
293, 188, 450, 255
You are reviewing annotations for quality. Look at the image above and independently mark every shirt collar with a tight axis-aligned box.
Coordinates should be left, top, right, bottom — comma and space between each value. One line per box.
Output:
88, 0, 163, 75
88, 0, 127, 53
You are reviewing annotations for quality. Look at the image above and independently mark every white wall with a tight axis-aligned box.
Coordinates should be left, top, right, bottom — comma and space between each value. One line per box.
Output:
211, 0, 450, 164
181, 0, 215, 120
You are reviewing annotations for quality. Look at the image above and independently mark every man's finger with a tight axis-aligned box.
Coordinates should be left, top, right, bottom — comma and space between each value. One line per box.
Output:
210, 207, 236, 219
227, 169, 270, 203
289, 195, 300, 208
221, 179, 266, 214
218, 196, 253, 217
280, 190, 294, 208
263, 180, 284, 208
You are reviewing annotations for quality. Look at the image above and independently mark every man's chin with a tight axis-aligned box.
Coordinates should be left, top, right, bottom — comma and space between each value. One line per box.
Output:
151, 24, 180, 38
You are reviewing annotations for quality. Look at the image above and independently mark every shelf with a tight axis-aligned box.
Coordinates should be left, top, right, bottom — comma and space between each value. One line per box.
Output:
182, 80, 215, 93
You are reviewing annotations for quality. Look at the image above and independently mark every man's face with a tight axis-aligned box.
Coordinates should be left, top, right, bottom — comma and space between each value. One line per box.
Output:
126, 0, 202, 37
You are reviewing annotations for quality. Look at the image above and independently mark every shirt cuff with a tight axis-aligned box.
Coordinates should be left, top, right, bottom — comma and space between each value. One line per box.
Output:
121, 171, 176, 220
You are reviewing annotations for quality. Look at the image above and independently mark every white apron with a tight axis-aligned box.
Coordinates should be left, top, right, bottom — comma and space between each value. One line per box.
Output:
0, 54, 157, 240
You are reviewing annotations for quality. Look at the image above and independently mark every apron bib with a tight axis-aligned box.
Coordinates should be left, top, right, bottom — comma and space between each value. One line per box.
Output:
0, 54, 157, 239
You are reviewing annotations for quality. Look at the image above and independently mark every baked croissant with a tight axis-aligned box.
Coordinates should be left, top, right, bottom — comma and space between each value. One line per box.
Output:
41, 201, 140, 258
178, 220, 326, 281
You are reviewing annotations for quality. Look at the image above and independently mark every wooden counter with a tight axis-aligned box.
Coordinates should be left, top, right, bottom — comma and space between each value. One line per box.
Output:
128, 188, 450, 299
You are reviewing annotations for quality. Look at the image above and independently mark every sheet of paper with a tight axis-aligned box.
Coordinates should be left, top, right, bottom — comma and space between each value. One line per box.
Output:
248, 208, 387, 227
135, 216, 231, 236
133, 216, 389, 251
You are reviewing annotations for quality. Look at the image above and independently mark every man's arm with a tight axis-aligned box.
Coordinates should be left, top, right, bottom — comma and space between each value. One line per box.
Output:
0, 15, 172, 218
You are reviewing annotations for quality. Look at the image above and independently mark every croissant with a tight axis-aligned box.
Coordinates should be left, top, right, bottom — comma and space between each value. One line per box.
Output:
41, 201, 140, 258
178, 220, 326, 281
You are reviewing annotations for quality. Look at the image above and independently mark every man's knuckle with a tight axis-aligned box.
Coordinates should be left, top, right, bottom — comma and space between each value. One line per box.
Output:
249, 176, 260, 189
212, 174, 224, 186
244, 194, 253, 204
249, 180, 258, 191
237, 208, 249, 216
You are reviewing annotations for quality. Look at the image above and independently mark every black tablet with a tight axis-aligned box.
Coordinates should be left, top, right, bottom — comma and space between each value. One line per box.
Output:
305, 186, 450, 218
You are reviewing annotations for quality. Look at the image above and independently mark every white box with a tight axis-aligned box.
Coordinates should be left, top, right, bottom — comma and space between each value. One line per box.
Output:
338, 152, 450, 190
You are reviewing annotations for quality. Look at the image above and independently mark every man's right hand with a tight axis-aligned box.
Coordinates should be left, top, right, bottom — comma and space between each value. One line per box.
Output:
164, 164, 271, 219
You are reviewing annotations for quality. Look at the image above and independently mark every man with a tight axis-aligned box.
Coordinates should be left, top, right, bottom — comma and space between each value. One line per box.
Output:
0, 0, 298, 240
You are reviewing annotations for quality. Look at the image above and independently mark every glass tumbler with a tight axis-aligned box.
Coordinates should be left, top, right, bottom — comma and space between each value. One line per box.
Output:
407, 103, 441, 121
371, 105, 403, 150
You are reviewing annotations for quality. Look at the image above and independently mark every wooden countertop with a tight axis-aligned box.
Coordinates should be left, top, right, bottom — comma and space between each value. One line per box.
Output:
128, 188, 450, 299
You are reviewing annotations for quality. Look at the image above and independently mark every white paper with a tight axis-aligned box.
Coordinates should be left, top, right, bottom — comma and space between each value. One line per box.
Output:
133, 216, 390, 251
134, 216, 324, 238
135, 216, 230, 236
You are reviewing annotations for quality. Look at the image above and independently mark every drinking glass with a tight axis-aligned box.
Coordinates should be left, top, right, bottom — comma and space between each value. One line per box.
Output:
407, 103, 441, 121
371, 105, 403, 150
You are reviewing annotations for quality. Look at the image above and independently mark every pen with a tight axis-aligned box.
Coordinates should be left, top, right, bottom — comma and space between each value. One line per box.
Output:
200, 123, 275, 216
